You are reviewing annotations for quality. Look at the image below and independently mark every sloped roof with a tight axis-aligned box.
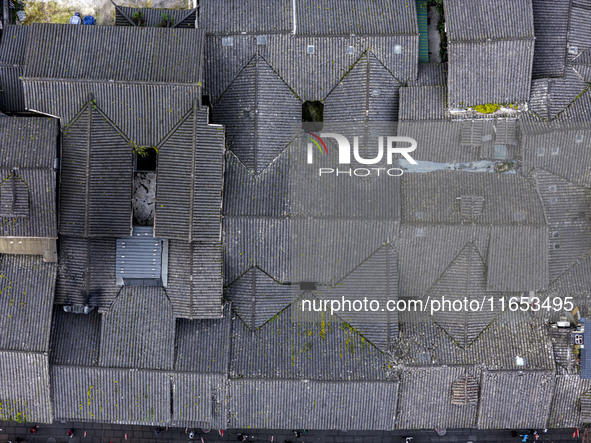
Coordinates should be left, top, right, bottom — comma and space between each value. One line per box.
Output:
154, 107, 224, 242
198, 0, 292, 34
477, 370, 555, 429
444, 0, 535, 106
531, 0, 569, 78
227, 378, 398, 430
0, 25, 29, 112
396, 366, 480, 429
0, 255, 56, 352
0, 116, 58, 238
0, 351, 52, 423
59, 103, 133, 238
50, 308, 101, 367
171, 373, 228, 429
51, 365, 170, 425
98, 286, 175, 370
549, 375, 591, 427
401, 171, 546, 225
399, 85, 448, 120
212, 55, 301, 174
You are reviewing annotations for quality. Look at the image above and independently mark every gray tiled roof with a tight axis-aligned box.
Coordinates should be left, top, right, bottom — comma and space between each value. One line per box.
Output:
549, 375, 591, 427
154, 107, 224, 242
399, 86, 448, 120
401, 171, 546, 225
198, 0, 292, 34
225, 268, 296, 330
533, 169, 591, 282
0, 254, 56, 352
166, 240, 224, 319
229, 303, 388, 381
0, 116, 58, 238
49, 308, 101, 367
212, 55, 301, 174
51, 365, 170, 425
444, 0, 535, 106
174, 306, 232, 373
0, 351, 52, 423
531, 0, 569, 78
115, 5, 197, 28
0, 25, 29, 112
477, 370, 555, 429
227, 378, 398, 430
171, 373, 228, 429
55, 237, 120, 307
396, 366, 480, 429
294, 0, 418, 36
59, 103, 132, 238
98, 286, 175, 370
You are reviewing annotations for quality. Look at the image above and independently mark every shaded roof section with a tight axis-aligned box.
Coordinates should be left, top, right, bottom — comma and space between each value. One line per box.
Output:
531, 0, 569, 78
154, 107, 224, 242
23, 23, 203, 84
227, 378, 398, 430
59, 102, 132, 238
0, 25, 29, 112
0, 116, 58, 238
55, 237, 120, 307
0, 255, 56, 353
198, 0, 292, 34
444, 0, 535, 106
49, 308, 101, 367
401, 171, 546, 225
399, 85, 448, 120
115, 5, 197, 28
549, 375, 591, 427
99, 286, 175, 370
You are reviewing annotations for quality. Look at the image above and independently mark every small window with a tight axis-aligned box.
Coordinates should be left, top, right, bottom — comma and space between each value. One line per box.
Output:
554, 243, 561, 249
222, 36, 234, 47
393, 44, 402, 54
550, 197, 558, 204
551, 146, 559, 155
306, 44, 315, 55
415, 227, 426, 238
302, 100, 323, 132
536, 148, 545, 156
415, 211, 426, 220
576, 134, 584, 143
371, 89, 381, 97
300, 282, 317, 290
256, 35, 267, 45
552, 231, 560, 238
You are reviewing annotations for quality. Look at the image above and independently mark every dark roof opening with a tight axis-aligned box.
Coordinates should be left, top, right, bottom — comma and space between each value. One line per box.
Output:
302, 100, 324, 132
299, 282, 317, 291
135, 147, 157, 172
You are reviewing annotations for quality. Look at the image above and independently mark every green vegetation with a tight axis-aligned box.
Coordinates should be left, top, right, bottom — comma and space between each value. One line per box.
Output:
131, 11, 146, 26
472, 103, 501, 114
157, 12, 174, 28
23, 1, 75, 24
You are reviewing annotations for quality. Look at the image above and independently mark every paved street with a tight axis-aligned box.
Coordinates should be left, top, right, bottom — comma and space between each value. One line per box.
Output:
0, 422, 585, 443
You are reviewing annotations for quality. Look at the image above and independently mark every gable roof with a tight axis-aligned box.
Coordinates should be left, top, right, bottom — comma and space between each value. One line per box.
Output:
531, 0, 569, 78
444, 0, 535, 106
0, 25, 29, 112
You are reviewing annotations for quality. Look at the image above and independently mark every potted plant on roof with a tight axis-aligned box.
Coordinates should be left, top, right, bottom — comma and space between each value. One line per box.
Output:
131, 11, 145, 26
156, 12, 174, 28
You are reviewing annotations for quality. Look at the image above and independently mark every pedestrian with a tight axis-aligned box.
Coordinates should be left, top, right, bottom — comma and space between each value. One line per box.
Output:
82, 15, 95, 25
69, 12, 82, 24
189, 431, 195, 439
29, 425, 39, 433
68, 429, 75, 438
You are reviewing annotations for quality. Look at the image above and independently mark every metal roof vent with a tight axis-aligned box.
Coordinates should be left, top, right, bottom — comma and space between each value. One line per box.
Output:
549, 185, 557, 192
513, 212, 526, 221
551, 146, 560, 155
569, 46, 579, 55
347, 45, 354, 55
459, 195, 484, 221
393, 44, 402, 54
222, 37, 234, 47
536, 147, 545, 156
576, 134, 584, 143
256, 35, 267, 45
415, 227, 426, 238
307, 45, 315, 55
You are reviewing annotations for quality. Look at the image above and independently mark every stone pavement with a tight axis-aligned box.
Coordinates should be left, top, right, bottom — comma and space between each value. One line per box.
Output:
0, 422, 585, 443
